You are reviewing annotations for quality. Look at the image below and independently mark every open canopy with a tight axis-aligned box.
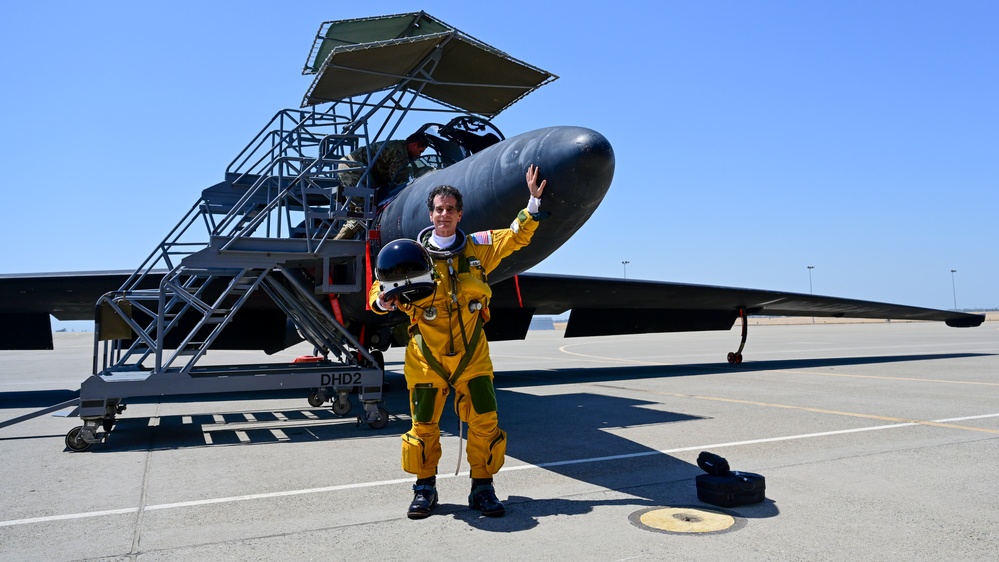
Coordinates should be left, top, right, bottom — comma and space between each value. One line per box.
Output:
301, 12, 557, 117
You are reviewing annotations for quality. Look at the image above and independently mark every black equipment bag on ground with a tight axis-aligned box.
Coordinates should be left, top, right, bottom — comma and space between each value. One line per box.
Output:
695, 471, 766, 507
696, 451, 731, 475
694, 451, 766, 507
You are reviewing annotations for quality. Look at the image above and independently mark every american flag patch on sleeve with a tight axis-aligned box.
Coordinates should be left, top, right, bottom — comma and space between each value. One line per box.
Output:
470, 231, 493, 245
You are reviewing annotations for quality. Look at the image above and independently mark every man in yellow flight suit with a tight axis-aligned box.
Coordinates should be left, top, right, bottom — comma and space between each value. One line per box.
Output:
370, 164, 547, 519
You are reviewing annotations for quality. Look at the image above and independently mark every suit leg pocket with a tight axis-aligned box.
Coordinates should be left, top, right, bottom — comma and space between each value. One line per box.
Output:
401, 431, 426, 474
411, 384, 439, 423
486, 429, 507, 474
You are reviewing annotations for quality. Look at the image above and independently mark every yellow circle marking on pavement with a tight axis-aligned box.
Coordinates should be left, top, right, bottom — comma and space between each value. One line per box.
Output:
638, 507, 735, 533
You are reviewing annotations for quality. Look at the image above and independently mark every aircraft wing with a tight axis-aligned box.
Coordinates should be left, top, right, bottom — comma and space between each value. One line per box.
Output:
0, 271, 139, 320
1, 269, 985, 350
0, 270, 295, 352
0, 271, 157, 350
484, 272, 985, 340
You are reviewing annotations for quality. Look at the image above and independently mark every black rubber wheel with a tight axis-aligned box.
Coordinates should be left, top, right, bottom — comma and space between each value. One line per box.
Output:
368, 407, 390, 430
370, 350, 385, 371
307, 389, 325, 408
65, 426, 91, 452
331, 398, 352, 417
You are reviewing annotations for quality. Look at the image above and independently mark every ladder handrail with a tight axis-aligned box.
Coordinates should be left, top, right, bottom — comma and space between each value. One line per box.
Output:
92, 44, 462, 385
226, 108, 350, 176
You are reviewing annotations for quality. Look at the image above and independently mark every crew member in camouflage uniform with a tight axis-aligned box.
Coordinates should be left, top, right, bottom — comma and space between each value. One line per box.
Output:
335, 132, 430, 240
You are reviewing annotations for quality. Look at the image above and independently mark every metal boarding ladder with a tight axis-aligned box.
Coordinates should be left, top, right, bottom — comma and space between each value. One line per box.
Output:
93, 102, 375, 370
69, 107, 390, 451
75, 241, 386, 450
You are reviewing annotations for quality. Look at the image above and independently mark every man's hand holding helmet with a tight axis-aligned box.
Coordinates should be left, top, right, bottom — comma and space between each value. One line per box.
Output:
374, 239, 436, 312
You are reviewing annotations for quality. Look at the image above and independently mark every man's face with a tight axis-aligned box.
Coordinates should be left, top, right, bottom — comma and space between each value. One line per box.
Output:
429, 195, 462, 237
408, 142, 428, 159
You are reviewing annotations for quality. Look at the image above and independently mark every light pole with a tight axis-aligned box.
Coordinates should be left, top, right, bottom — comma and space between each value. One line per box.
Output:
807, 265, 815, 324
622, 260, 630, 279
950, 269, 958, 310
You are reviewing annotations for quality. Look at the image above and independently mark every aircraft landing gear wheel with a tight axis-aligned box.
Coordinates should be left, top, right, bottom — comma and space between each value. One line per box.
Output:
65, 426, 91, 452
331, 397, 352, 417
727, 308, 748, 365
307, 389, 326, 408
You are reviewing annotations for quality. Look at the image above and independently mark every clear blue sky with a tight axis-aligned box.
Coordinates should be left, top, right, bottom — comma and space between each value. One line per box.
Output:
2, 1, 995, 318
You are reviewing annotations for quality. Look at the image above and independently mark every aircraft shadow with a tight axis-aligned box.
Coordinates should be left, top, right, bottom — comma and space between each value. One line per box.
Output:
496, 352, 992, 389
1, 352, 980, 415
0, 388, 79, 409
446, 388, 779, 531
430, 351, 987, 530
4, 352, 982, 528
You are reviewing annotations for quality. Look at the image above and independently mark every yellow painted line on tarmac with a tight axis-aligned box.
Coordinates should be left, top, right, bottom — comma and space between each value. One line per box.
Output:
561, 340, 999, 434
558, 341, 999, 390
773, 369, 999, 388
557, 344, 668, 365
595, 383, 999, 435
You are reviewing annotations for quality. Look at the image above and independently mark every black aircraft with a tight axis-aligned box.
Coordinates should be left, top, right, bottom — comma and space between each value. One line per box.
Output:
0, 13, 984, 449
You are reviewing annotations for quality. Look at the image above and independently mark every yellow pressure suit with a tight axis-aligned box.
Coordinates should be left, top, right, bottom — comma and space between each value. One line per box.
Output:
369, 209, 541, 479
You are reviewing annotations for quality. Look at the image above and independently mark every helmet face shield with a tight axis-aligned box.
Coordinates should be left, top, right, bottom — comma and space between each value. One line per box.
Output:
375, 239, 436, 303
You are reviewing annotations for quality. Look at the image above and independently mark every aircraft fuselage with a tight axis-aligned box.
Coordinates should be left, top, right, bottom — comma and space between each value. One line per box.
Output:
380, 126, 614, 281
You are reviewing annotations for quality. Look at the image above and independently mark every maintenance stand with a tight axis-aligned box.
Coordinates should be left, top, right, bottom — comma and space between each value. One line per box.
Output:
64, 12, 554, 450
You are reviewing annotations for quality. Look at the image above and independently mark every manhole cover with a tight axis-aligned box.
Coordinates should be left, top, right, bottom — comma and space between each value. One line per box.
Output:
629, 506, 744, 535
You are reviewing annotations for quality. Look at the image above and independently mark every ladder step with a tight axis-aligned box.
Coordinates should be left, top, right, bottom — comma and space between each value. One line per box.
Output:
175, 343, 205, 356
319, 283, 362, 294
302, 186, 334, 195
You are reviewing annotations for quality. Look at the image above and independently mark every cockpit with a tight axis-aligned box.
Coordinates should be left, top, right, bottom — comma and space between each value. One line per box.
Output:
403, 116, 505, 182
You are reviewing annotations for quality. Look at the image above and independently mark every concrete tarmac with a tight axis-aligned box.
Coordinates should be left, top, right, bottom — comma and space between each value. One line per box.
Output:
1, 320, 997, 561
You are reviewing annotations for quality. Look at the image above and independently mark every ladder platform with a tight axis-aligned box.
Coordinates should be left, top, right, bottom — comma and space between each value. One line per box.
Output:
211, 235, 365, 256
188, 361, 368, 377
180, 236, 366, 269
97, 361, 373, 380
81, 362, 383, 408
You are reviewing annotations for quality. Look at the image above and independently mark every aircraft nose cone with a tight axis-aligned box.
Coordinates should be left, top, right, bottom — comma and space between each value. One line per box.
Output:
480, 126, 614, 278
378, 125, 615, 279
457, 125, 615, 237
524, 127, 615, 222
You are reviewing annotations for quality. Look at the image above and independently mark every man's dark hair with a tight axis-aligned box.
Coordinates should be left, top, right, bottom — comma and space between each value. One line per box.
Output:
427, 185, 463, 212
407, 132, 430, 148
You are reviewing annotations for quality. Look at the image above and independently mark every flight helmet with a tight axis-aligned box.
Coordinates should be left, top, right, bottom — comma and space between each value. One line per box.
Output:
375, 239, 436, 303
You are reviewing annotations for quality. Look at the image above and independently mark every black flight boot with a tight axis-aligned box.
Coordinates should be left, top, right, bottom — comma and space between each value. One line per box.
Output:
407, 477, 438, 520
468, 478, 505, 517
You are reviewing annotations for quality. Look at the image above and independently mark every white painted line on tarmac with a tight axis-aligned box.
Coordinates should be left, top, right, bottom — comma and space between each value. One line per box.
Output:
500, 422, 919, 471
0, 508, 139, 527
8, 414, 996, 529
